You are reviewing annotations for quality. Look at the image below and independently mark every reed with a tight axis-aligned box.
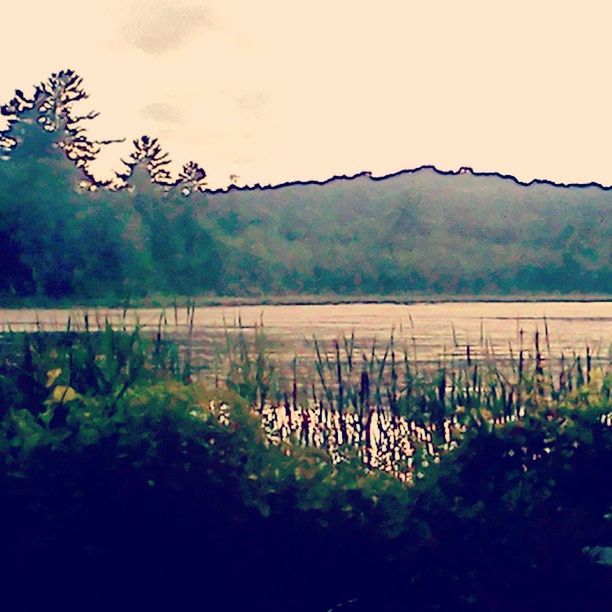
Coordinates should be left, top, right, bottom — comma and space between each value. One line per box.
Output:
225, 329, 609, 480
1, 311, 609, 483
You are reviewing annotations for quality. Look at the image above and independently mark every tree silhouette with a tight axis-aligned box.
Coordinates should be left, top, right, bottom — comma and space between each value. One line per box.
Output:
116, 135, 174, 192
0, 70, 119, 295
0, 69, 227, 299
0, 69, 112, 189
0, 89, 33, 153
176, 161, 207, 196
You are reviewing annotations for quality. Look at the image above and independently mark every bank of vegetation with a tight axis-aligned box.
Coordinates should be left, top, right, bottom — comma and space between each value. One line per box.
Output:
0, 70, 610, 305
0, 322, 610, 611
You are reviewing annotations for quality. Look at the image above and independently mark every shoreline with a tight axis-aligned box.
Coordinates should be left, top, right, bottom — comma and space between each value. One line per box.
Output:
0, 293, 611, 310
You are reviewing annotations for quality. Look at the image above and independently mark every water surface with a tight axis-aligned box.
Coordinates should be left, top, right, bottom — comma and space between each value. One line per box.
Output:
1, 301, 609, 368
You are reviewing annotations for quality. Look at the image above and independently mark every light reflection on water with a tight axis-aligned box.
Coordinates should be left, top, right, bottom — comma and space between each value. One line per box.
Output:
1, 301, 610, 367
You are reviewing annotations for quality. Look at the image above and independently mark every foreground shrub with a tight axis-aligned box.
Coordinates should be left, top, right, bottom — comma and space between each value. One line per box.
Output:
0, 329, 609, 611
0, 376, 415, 611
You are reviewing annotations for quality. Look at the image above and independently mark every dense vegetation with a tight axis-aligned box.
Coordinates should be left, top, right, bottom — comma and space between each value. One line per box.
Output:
2, 68, 610, 612
208, 170, 611, 296
0, 71, 218, 301
0, 325, 610, 611
1, 70, 610, 303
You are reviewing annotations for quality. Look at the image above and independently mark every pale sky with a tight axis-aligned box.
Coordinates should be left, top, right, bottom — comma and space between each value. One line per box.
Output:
1, 0, 612, 188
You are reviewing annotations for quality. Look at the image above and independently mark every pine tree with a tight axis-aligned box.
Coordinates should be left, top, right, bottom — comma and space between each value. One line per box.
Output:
0, 70, 112, 295
0, 69, 110, 188
116, 135, 174, 192
175, 161, 208, 196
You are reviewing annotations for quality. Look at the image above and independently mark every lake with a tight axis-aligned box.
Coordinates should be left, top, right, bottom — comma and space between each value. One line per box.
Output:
1, 301, 610, 371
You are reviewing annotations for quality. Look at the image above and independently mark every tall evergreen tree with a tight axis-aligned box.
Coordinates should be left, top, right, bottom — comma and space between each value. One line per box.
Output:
0, 71, 96, 295
116, 135, 174, 192
0, 69, 111, 188
0, 70, 130, 297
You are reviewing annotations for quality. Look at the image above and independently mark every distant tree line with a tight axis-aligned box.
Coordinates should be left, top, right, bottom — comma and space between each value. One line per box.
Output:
0, 70, 610, 302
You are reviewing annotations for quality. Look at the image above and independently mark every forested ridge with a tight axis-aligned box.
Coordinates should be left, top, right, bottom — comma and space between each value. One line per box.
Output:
1, 70, 610, 302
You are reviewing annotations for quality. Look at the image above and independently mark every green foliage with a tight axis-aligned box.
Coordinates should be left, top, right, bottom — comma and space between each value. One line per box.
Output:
224, 322, 281, 408
207, 174, 611, 296
0, 72, 223, 301
402, 405, 612, 611
0, 69, 610, 609
1, 71, 610, 303
0, 328, 610, 611
0, 329, 412, 611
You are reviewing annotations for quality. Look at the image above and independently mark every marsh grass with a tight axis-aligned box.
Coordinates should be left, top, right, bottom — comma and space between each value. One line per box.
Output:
214, 316, 611, 480
0, 313, 610, 611
1, 310, 609, 481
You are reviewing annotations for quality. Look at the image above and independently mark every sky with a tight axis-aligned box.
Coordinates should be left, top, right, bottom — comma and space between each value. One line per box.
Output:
1, 0, 612, 188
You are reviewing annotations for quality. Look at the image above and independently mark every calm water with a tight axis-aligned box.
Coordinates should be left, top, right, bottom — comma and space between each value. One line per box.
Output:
1, 301, 610, 368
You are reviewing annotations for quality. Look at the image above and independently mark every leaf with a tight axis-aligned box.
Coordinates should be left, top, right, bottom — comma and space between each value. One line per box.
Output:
50, 385, 80, 403
46, 368, 62, 388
